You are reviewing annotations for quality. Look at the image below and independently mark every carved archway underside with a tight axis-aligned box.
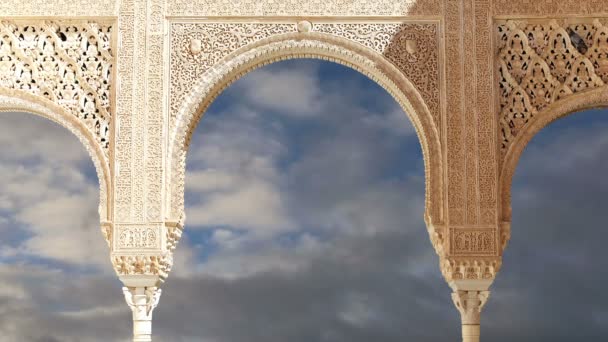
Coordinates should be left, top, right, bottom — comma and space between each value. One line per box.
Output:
168, 31, 445, 254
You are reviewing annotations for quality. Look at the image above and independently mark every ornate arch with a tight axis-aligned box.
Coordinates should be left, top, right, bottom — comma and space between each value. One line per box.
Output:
498, 86, 608, 247
496, 18, 608, 251
167, 28, 444, 250
0, 88, 112, 237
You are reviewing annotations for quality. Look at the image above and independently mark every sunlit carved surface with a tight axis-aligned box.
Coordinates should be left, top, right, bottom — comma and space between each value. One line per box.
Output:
1, 0, 608, 340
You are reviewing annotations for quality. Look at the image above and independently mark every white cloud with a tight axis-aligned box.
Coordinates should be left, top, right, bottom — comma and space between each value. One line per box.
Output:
236, 63, 323, 117
187, 179, 293, 234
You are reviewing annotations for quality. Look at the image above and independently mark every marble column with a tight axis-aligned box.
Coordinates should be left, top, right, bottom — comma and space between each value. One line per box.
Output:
123, 286, 162, 342
451, 290, 490, 342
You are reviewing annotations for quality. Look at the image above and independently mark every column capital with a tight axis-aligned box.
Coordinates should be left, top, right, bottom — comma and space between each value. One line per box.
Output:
451, 290, 490, 325
123, 286, 162, 320
123, 286, 162, 342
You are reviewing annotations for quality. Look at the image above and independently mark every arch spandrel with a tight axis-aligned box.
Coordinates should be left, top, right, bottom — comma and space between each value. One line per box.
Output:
166, 21, 446, 256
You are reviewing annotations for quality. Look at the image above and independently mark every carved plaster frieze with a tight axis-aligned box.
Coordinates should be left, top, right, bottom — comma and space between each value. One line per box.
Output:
312, 23, 440, 126
114, 224, 162, 251
449, 228, 496, 256
167, 0, 441, 17
0, 20, 114, 159
0, 0, 116, 17
112, 254, 173, 281
441, 257, 501, 283
169, 21, 440, 133
497, 19, 608, 157
493, 0, 608, 17
111, 222, 184, 283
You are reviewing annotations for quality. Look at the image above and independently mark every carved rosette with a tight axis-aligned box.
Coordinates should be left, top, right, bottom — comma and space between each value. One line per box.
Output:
497, 19, 608, 157
0, 20, 114, 158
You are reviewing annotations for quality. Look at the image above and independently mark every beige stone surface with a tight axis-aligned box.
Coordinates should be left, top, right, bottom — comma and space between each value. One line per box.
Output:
1, 0, 608, 340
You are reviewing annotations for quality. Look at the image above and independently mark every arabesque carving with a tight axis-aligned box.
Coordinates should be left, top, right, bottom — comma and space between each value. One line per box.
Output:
167, 0, 441, 17
497, 19, 607, 155
0, 20, 114, 157
4, 1, 608, 341
450, 228, 496, 255
169, 21, 440, 131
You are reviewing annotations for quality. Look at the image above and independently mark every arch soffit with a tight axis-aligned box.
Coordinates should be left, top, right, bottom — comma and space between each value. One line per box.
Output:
168, 31, 444, 237
0, 88, 111, 223
499, 85, 608, 227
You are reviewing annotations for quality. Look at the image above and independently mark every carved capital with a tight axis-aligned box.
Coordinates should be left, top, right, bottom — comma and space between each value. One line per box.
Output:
122, 286, 162, 321
451, 290, 490, 325
441, 257, 501, 283
112, 253, 172, 286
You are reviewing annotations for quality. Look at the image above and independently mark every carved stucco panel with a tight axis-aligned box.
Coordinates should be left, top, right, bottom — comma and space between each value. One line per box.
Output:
169, 21, 441, 136
312, 22, 441, 127
493, 0, 607, 16
0, 0, 116, 16
0, 20, 114, 158
449, 228, 496, 256
115, 224, 162, 250
497, 19, 608, 157
167, 0, 441, 17
445, 0, 466, 226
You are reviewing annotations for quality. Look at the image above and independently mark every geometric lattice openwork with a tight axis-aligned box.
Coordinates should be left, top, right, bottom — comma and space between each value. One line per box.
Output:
497, 19, 608, 155
0, 20, 113, 155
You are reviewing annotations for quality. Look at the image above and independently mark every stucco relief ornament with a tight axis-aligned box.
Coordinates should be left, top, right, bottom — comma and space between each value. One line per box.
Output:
296, 21, 312, 33
189, 38, 202, 55
0, 20, 114, 157
497, 19, 607, 156
452, 290, 490, 324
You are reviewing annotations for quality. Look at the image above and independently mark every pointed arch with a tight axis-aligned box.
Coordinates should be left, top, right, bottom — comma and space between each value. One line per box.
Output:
167, 32, 444, 247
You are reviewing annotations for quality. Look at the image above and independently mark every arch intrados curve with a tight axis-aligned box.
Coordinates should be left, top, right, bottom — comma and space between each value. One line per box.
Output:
0, 88, 111, 222
499, 86, 608, 224
169, 32, 443, 229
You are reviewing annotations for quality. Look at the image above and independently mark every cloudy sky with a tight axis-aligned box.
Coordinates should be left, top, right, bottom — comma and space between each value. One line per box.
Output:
0, 59, 606, 341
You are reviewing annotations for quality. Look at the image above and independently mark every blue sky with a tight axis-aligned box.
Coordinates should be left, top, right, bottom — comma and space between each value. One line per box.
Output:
0, 59, 607, 341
